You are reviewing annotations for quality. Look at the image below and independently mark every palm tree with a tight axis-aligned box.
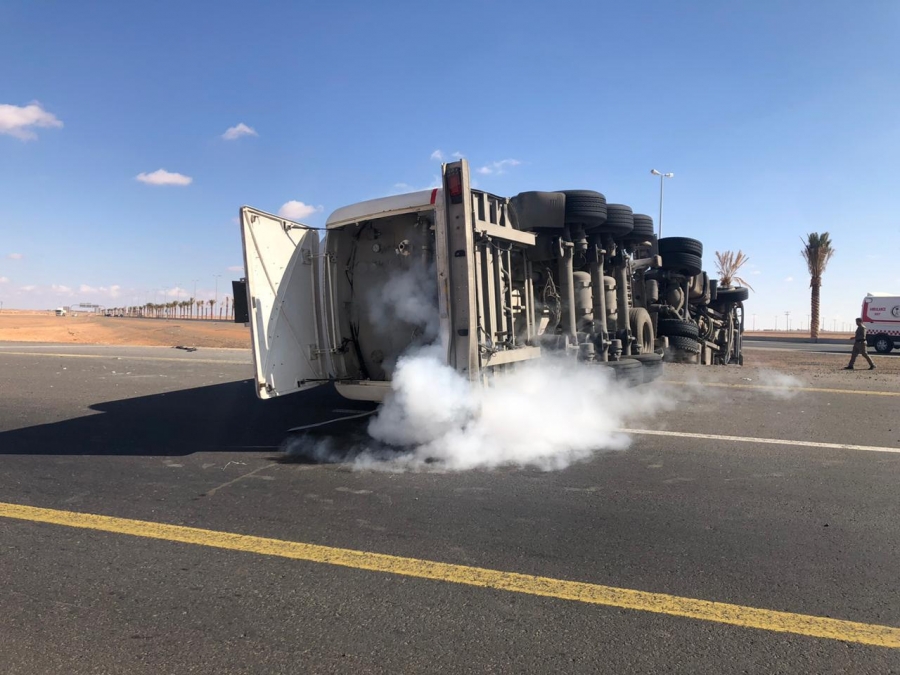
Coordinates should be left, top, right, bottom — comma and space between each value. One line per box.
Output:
714, 250, 754, 290
196, 300, 203, 319
224, 296, 231, 320
801, 232, 835, 341
187, 297, 194, 319
208, 298, 215, 320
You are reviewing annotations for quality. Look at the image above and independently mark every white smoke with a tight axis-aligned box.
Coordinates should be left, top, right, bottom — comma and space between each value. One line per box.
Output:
284, 261, 675, 471
366, 263, 439, 342
357, 347, 675, 471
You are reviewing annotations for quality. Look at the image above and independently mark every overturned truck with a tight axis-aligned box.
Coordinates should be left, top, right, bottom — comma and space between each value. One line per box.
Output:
234, 159, 746, 402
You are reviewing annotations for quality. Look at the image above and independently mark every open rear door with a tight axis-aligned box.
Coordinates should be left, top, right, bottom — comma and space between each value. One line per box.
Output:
241, 206, 328, 398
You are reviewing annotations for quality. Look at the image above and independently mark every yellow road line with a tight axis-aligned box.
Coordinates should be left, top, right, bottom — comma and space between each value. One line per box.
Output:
0, 351, 248, 365
1, 501, 898, 649
661, 380, 900, 397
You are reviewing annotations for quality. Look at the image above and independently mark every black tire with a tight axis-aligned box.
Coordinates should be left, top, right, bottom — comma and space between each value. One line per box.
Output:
667, 335, 700, 354
587, 202, 633, 237
661, 251, 702, 277
873, 335, 894, 354
602, 358, 644, 386
509, 191, 566, 231
629, 352, 664, 383
657, 318, 699, 339
559, 190, 607, 229
630, 214, 655, 238
658, 237, 703, 258
714, 286, 750, 303
629, 307, 655, 353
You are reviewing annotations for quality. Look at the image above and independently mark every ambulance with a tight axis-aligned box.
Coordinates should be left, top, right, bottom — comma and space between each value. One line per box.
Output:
861, 293, 900, 353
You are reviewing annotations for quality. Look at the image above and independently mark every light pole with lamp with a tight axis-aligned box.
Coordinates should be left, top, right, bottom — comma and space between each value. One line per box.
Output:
650, 169, 674, 238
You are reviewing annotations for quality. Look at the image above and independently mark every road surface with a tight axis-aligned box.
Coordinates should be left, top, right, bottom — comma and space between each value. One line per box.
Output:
745, 338, 898, 356
1, 344, 898, 673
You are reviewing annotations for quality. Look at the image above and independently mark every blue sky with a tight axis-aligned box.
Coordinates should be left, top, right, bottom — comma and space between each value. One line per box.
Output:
1, 0, 898, 329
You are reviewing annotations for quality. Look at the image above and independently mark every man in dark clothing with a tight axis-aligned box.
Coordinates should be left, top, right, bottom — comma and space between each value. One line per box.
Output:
845, 318, 875, 370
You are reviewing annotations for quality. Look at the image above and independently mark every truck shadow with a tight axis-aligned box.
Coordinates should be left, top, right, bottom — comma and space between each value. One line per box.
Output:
0, 381, 378, 457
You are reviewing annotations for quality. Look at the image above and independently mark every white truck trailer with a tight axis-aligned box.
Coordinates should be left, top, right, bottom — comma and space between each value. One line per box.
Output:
233, 159, 747, 402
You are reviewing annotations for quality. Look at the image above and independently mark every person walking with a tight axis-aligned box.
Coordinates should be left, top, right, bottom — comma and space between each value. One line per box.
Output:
844, 318, 875, 370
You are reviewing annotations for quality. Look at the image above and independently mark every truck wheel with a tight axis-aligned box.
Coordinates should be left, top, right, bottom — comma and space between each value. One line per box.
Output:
630, 214, 655, 238
509, 191, 566, 231
715, 287, 750, 303
586, 202, 633, 237
657, 318, 700, 339
658, 237, 703, 258
667, 335, 701, 354
603, 358, 644, 386
873, 335, 894, 354
628, 352, 664, 383
660, 252, 702, 277
629, 307, 655, 353
559, 190, 607, 229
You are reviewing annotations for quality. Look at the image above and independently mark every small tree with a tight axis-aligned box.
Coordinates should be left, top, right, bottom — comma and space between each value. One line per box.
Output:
714, 250, 754, 290
801, 232, 835, 341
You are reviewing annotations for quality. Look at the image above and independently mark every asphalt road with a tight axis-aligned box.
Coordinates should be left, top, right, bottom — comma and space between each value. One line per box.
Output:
745, 339, 899, 356
1, 344, 899, 673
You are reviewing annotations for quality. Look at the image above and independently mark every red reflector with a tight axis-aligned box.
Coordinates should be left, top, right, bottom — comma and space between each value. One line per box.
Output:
430, 188, 437, 205
446, 168, 463, 204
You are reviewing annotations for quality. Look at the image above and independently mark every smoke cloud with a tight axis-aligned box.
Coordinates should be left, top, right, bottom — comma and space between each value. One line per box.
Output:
366, 263, 440, 343
362, 347, 675, 471
283, 346, 677, 472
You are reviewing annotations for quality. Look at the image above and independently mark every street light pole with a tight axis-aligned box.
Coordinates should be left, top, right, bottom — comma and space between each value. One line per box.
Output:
650, 169, 674, 238
214, 274, 222, 320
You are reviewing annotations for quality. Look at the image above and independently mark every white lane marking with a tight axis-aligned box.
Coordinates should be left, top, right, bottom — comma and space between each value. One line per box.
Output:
288, 410, 377, 432
620, 428, 900, 454
660, 380, 900, 397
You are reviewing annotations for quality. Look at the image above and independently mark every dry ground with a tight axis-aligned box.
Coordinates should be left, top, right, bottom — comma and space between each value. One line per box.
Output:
1, 312, 897, 381
0, 312, 250, 349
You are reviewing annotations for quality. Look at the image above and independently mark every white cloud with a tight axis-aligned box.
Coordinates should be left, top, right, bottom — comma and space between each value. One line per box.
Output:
20, 285, 37, 292
278, 200, 323, 221
452, 151, 463, 159
477, 159, 521, 175
222, 123, 258, 140
135, 169, 193, 186
8, 253, 23, 260
227, 265, 243, 272
784, 276, 794, 282
0, 276, 9, 283
52, 284, 74, 295
0, 102, 63, 141
751, 270, 761, 275
430, 150, 445, 161
79, 284, 122, 298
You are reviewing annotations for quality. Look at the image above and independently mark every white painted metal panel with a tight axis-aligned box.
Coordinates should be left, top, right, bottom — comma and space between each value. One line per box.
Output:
241, 206, 327, 399
325, 190, 438, 229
